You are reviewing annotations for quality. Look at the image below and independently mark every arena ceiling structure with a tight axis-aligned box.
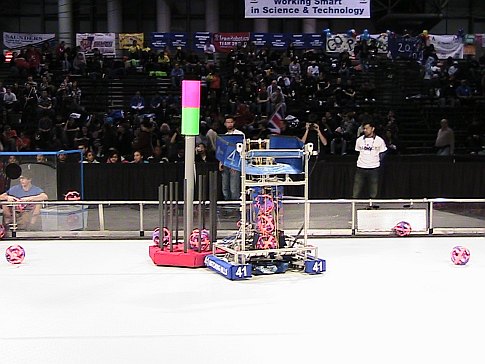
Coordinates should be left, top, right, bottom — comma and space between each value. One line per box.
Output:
0, 0, 483, 37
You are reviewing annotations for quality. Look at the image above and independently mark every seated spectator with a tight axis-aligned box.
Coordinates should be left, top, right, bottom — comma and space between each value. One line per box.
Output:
131, 150, 148, 163
37, 90, 54, 118
330, 113, 357, 155
455, 80, 473, 105
72, 52, 87, 75
0, 169, 48, 230
128, 40, 142, 60
307, 61, 320, 79
170, 63, 184, 89
203, 40, 216, 63
132, 118, 155, 158
157, 50, 171, 71
129, 91, 145, 114
147, 145, 168, 163
106, 148, 122, 163
3, 87, 18, 113
83, 150, 99, 163
149, 92, 163, 117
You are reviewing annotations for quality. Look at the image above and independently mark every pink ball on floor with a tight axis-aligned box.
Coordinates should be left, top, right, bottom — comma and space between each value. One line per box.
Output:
393, 221, 412, 236
5, 245, 25, 264
451, 246, 470, 265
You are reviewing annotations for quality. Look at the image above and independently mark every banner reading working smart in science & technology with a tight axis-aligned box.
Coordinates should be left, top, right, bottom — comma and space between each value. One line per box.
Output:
245, 0, 370, 19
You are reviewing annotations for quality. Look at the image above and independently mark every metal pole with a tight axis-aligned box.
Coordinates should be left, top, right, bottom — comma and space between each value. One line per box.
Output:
169, 182, 174, 252
139, 203, 144, 237
164, 185, 170, 251
208, 171, 217, 247
183, 179, 188, 253
198, 174, 203, 251
175, 182, 179, 246
202, 174, 207, 227
158, 184, 164, 248
98, 203, 105, 231
184, 135, 196, 251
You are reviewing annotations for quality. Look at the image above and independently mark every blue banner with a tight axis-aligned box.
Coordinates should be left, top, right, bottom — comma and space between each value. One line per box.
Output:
305, 33, 325, 48
269, 33, 289, 49
250, 33, 271, 48
150, 32, 189, 49
388, 36, 423, 60
193, 32, 211, 52
215, 135, 244, 171
289, 34, 325, 49
290, 34, 307, 49
150, 32, 171, 49
170, 33, 189, 48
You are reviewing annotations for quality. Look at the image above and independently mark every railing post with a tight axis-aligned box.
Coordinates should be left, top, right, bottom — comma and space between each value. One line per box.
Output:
139, 203, 144, 237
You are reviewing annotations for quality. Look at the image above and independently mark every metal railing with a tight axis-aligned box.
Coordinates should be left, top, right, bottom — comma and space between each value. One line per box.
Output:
1, 198, 484, 239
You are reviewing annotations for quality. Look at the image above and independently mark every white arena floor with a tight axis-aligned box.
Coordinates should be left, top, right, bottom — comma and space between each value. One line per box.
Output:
1, 236, 485, 364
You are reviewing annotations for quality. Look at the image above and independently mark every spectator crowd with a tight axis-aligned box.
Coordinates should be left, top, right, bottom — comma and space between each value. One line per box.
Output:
1, 35, 485, 166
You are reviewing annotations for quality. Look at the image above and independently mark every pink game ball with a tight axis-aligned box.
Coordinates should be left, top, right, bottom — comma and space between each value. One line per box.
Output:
152, 227, 171, 246
189, 229, 211, 252
5, 245, 25, 264
64, 191, 81, 201
451, 246, 470, 265
393, 221, 412, 237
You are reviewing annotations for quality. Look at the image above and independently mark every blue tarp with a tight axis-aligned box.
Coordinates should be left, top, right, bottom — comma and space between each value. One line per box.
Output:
216, 135, 305, 175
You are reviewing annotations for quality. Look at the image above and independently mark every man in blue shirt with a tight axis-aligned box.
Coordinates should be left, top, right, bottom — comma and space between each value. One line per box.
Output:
1, 170, 48, 230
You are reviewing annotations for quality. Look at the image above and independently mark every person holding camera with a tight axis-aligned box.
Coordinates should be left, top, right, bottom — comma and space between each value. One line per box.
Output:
301, 115, 328, 158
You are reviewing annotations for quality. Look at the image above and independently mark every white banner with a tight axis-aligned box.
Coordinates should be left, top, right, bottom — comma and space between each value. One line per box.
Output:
3, 32, 55, 49
76, 33, 116, 56
245, 0, 370, 18
326, 33, 388, 54
428, 34, 464, 59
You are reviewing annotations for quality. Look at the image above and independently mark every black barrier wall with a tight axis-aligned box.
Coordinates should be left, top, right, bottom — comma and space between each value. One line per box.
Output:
57, 156, 485, 201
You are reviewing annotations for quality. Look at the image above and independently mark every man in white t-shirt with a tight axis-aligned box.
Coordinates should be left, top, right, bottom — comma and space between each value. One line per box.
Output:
352, 121, 387, 199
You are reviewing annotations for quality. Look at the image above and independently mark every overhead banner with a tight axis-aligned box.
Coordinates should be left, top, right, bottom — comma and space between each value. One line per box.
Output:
428, 34, 464, 59
3, 32, 55, 49
212, 32, 250, 53
76, 33, 115, 56
119, 33, 144, 49
245, 0, 370, 18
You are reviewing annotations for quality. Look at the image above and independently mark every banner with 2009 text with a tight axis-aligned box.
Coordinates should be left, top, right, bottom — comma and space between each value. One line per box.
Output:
245, 0, 370, 18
